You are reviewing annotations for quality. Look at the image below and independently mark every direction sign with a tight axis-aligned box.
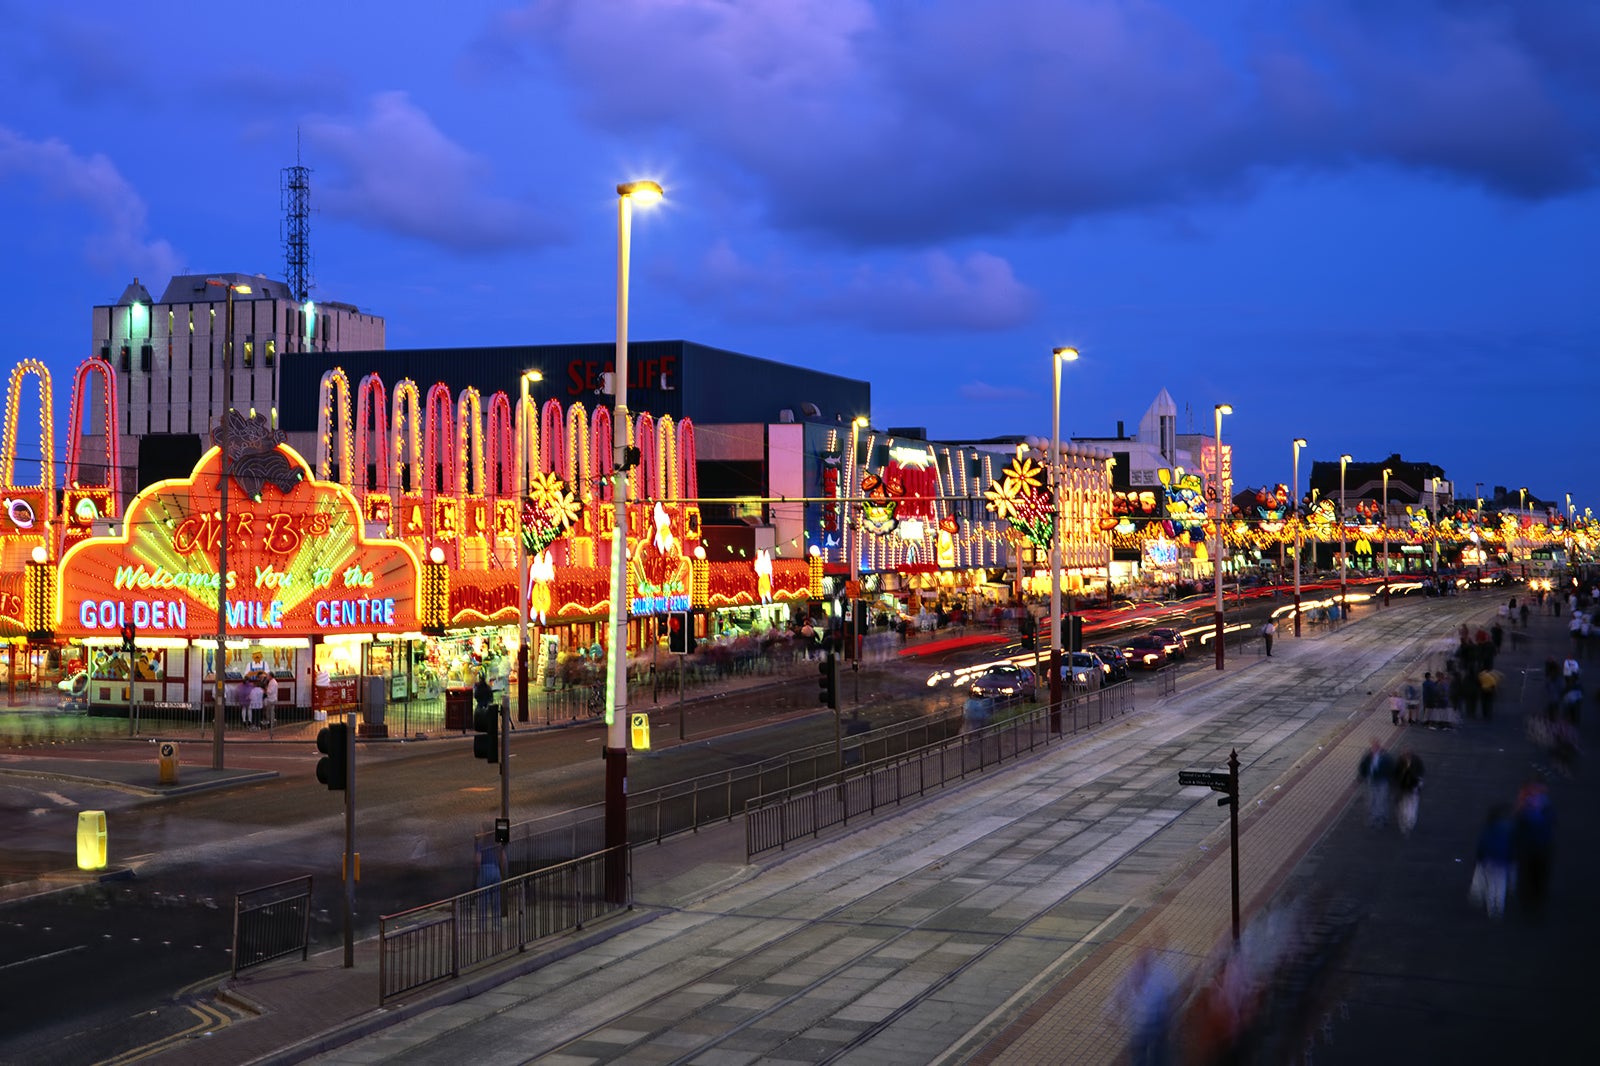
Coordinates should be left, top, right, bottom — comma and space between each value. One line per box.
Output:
1178, 769, 1232, 790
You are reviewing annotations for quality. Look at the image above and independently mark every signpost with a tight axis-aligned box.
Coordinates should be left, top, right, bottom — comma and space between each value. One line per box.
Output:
1179, 749, 1242, 943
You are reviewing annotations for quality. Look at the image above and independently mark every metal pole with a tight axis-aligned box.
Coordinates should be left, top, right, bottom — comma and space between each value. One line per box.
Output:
517, 393, 530, 726
604, 183, 656, 905
499, 694, 510, 876
1214, 406, 1229, 670
1293, 439, 1304, 637
343, 709, 356, 969
1229, 748, 1240, 945
1049, 352, 1064, 732
212, 284, 234, 770
1383, 469, 1392, 606
1340, 456, 1351, 619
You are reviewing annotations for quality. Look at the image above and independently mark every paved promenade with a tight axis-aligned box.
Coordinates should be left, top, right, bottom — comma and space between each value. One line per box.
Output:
11, 591, 1595, 1065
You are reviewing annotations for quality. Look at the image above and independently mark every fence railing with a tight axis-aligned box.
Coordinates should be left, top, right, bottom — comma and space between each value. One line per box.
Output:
232, 875, 313, 977
745, 683, 1137, 859
377, 846, 628, 1005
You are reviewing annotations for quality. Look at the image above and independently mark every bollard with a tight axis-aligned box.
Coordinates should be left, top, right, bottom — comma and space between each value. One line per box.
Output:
76, 810, 107, 871
157, 741, 180, 786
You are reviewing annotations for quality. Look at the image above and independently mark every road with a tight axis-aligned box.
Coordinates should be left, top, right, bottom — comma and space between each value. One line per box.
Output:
0, 578, 1413, 1065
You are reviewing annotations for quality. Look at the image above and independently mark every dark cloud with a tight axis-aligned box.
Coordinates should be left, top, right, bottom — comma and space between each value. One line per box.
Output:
302, 92, 568, 253
485, 0, 1599, 245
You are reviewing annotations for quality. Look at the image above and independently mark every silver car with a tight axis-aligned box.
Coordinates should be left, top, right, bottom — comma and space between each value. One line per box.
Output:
969, 664, 1037, 703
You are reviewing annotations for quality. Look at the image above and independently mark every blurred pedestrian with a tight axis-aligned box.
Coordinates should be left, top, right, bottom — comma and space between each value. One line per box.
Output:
1119, 944, 1179, 1066
1260, 619, 1275, 656
1479, 667, 1502, 721
1393, 750, 1425, 835
1358, 739, 1395, 828
1513, 778, 1555, 917
1472, 804, 1515, 919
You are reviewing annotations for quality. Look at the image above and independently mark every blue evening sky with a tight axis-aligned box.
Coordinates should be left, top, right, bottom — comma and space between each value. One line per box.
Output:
0, 1, 1595, 511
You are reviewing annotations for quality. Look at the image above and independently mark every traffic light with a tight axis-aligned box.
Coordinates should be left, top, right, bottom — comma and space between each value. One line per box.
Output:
315, 722, 349, 791
667, 611, 695, 655
120, 622, 137, 655
1066, 615, 1084, 653
473, 704, 499, 764
818, 652, 838, 709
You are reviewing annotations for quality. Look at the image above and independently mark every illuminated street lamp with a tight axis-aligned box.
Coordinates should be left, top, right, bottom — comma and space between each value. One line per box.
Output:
1292, 438, 1306, 637
1381, 467, 1393, 605
1339, 455, 1352, 615
604, 179, 662, 902
205, 276, 250, 771
1213, 403, 1232, 671
516, 369, 542, 724
847, 415, 870, 664
1049, 346, 1078, 728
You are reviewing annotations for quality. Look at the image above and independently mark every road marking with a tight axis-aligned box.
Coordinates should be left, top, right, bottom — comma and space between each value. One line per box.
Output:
0, 943, 86, 972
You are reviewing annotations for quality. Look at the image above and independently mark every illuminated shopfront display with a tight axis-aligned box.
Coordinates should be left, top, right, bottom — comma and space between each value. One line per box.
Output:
55, 420, 422, 640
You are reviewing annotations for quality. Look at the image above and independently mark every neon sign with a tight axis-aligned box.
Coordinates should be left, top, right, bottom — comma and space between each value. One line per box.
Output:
57, 424, 422, 638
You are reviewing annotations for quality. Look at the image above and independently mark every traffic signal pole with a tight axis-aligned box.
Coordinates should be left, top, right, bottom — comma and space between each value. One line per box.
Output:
343, 710, 355, 969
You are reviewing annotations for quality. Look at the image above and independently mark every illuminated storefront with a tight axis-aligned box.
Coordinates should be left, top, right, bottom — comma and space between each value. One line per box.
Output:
51, 418, 423, 712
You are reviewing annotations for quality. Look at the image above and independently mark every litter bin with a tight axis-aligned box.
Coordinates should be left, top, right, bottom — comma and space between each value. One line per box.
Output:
358, 676, 389, 738
444, 689, 472, 732
157, 741, 179, 785
77, 810, 107, 871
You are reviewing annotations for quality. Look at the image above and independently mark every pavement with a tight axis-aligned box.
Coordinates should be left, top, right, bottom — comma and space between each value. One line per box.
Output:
12, 594, 1598, 1064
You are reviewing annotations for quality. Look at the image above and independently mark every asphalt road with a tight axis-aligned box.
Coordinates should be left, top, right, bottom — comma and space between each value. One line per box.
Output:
0, 585, 1392, 1065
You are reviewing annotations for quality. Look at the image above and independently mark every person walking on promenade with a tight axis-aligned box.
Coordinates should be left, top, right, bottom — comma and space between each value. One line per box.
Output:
1479, 666, 1502, 721
1119, 944, 1179, 1066
1394, 750, 1425, 835
1472, 804, 1516, 919
1260, 620, 1275, 657
1358, 739, 1396, 828
1513, 778, 1554, 917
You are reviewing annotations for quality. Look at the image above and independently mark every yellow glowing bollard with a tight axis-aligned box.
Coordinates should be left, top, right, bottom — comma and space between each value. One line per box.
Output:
630, 713, 651, 751
157, 741, 180, 786
77, 810, 107, 871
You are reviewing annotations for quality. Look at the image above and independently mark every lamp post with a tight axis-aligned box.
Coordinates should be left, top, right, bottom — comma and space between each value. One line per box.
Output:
1050, 346, 1078, 730
205, 277, 249, 770
1292, 438, 1306, 637
604, 179, 662, 902
1213, 403, 1232, 670
1339, 455, 1351, 617
516, 369, 542, 724
847, 416, 869, 666
1519, 486, 1529, 576
1381, 467, 1393, 605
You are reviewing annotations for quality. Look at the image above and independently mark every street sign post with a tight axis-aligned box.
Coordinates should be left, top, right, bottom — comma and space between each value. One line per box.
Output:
1179, 751, 1242, 943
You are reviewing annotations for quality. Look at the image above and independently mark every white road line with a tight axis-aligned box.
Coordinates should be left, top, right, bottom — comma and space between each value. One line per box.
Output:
0, 943, 87, 972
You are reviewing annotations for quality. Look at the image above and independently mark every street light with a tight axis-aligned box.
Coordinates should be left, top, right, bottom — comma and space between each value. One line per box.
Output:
1213, 403, 1232, 671
847, 416, 870, 666
1050, 346, 1078, 730
1381, 467, 1393, 605
604, 178, 662, 902
1292, 438, 1306, 637
205, 277, 250, 771
1339, 454, 1352, 616
516, 369, 542, 725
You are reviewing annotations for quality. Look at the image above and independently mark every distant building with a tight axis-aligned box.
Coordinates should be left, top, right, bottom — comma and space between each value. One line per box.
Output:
89, 273, 384, 498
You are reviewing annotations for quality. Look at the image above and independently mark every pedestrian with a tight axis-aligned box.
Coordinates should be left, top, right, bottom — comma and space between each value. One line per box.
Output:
1519, 603, 1530, 627
245, 676, 265, 731
1119, 944, 1178, 1066
474, 671, 494, 711
1471, 804, 1516, 919
264, 673, 279, 729
1393, 750, 1425, 835
1260, 619, 1276, 656
1490, 621, 1504, 653
1513, 778, 1554, 916
1478, 667, 1502, 721
1358, 739, 1395, 828
1389, 688, 1406, 726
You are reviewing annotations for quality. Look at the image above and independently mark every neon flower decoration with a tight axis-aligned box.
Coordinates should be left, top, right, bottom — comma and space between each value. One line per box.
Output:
520, 470, 582, 555
985, 456, 1054, 551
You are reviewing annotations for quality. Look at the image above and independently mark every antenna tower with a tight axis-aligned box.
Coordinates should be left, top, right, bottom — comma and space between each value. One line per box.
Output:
281, 135, 313, 304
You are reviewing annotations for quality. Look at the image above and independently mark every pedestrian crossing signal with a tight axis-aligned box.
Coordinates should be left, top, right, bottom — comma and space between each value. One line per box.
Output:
667, 612, 695, 654
818, 653, 838, 709
631, 713, 651, 751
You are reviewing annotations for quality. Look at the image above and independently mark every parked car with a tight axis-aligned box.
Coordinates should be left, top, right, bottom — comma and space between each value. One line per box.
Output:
1121, 635, 1170, 670
969, 664, 1037, 702
1088, 644, 1131, 683
1148, 626, 1188, 660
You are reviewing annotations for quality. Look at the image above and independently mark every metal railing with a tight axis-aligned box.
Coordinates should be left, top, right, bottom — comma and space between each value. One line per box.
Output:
378, 846, 628, 1005
232, 875, 313, 976
745, 683, 1137, 859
